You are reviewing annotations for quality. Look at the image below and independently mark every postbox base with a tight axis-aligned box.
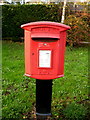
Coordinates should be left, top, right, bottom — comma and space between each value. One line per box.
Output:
36, 79, 52, 117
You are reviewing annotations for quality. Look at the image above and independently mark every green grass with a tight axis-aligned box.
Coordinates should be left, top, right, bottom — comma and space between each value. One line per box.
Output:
2, 41, 89, 119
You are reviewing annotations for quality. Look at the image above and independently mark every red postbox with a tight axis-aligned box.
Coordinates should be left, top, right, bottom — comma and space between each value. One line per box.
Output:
21, 21, 70, 80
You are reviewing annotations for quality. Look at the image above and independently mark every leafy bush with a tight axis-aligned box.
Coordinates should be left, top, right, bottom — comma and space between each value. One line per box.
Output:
65, 13, 90, 46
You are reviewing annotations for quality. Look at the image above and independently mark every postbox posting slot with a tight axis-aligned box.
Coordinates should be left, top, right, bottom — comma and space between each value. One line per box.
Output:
32, 38, 59, 42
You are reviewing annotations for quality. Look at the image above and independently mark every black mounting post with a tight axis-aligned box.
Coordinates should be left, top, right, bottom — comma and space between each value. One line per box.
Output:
36, 79, 52, 118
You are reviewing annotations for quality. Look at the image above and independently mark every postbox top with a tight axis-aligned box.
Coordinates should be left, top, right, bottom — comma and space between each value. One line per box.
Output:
21, 21, 70, 31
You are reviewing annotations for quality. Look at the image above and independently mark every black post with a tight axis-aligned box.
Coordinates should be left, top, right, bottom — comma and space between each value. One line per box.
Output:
36, 79, 52, 119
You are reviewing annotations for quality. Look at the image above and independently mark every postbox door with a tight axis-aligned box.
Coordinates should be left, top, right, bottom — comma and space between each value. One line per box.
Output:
30, 37, 60, 76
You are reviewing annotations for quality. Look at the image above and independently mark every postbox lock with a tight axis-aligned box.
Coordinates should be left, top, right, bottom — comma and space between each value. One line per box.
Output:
43, 43, 47, 46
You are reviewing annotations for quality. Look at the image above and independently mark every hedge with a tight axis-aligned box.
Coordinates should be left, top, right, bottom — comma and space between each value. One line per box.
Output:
2, 4, 64, 38
2, 4, 89, 45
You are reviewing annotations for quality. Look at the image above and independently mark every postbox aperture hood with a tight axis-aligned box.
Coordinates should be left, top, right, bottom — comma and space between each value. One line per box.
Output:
31, 33, 60, 39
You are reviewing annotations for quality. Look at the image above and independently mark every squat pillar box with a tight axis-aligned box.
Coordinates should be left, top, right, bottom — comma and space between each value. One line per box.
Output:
21, 21, 70, 117
21, 21, 70, 80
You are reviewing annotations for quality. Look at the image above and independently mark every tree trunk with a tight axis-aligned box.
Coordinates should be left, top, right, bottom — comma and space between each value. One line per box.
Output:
61, 0, 67, 24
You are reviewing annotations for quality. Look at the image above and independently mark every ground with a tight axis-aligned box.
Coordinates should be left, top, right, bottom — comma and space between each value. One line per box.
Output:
2, 41, 89, 119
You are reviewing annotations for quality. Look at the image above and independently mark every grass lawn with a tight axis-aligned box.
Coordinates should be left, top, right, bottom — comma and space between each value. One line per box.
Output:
2, 41, 89, 120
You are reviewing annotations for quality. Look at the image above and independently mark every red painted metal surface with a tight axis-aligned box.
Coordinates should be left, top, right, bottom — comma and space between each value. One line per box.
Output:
21, 21, 70, 80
